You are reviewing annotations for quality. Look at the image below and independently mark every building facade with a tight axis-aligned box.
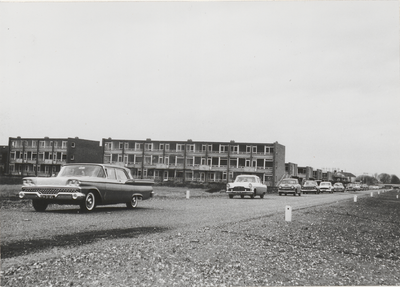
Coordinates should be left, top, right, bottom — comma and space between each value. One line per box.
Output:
0, 145, 9, 175
7, 137, 102, 176
102, 138, 285, 186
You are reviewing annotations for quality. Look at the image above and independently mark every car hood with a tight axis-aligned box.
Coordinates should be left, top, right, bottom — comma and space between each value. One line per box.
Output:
23, 176, 99, 186
229, 182, 252, 188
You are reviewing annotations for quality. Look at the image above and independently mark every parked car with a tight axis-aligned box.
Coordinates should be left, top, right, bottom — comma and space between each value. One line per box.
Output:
319, 181, 333, 193
226, 175, 267, 199
346, 183, 355, 192
301, 180, 320, 194
333, 182, 345, 192
19, 163, 154, 212
278, 178, 301, 196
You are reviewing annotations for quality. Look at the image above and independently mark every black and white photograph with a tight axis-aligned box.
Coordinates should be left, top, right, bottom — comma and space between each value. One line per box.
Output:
1, 1, 399, 286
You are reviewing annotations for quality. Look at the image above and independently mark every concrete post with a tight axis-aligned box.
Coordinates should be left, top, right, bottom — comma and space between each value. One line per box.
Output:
186, 190, 190, 199
285, 205, 292, 222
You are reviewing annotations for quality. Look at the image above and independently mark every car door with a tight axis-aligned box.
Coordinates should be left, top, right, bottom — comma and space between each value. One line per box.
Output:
103, 167, 124, 204
115, 168, 134, 202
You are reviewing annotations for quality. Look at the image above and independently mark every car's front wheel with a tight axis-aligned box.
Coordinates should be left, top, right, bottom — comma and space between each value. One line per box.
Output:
126, 195, 139, 209
260, 194, 264, 199
80, 192, 96, 212
32, 200, 48, 212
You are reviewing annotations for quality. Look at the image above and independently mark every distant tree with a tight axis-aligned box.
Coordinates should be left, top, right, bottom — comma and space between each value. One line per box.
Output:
357, 175, 378, 185
391, 175, 400, 184
378, 173, 391, 184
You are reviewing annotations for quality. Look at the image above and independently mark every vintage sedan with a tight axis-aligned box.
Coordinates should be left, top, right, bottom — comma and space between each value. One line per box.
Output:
19, 163, 154, 212
333, 182, 345, 192
226, 175, 267, 199
319, 181, 333, 193
278, 178, 301, 196
301, 180, 320, 194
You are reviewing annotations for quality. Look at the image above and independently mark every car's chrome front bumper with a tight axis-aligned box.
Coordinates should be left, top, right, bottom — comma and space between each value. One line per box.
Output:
19, 191, 86, 200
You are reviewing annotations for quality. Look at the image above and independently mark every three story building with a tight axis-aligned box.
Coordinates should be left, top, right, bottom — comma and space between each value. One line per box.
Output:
102, 138, 285, 186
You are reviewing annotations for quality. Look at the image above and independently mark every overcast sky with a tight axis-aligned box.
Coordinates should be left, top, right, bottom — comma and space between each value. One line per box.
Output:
1, 1, 399, 177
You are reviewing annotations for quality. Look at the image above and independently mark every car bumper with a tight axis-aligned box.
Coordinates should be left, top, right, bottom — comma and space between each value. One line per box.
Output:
19, 191, 86, 200
227, 190, 253, 195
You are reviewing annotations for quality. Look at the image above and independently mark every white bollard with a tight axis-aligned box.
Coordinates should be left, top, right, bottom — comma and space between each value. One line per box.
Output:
186, 190, 190, 199
354, 195, 357, 202
371, 192, 373, 197
378, 191, 380, 195
285, 205, 292, 222
397, 195, 399, 199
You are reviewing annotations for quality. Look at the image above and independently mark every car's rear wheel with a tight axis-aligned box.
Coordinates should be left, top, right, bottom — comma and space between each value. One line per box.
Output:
126, 195, 139, 209
32, 200, 48, 212
260, 194, 264, 199
241, 195, 244, 199
250, 194, 254, 199
279, 193, 282, 196
229, 195, 233, 199
80, 192, 96, 212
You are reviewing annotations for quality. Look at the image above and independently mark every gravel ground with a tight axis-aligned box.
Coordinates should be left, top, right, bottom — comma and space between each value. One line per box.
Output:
1, 189, 400, 286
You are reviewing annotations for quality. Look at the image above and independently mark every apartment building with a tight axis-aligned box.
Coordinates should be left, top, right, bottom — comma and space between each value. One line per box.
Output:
102, 138, 285, 186
0, 146, 9, 175
7, 137, 102, 176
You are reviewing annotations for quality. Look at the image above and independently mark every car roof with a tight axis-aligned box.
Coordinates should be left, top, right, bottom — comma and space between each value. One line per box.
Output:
62, 163, 129, 170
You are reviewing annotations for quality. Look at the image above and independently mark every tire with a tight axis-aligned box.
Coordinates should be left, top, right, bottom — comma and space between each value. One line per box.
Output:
229, 195, 233, 199
241, 195, 244, 199
250, 194, 254, 199
285, 193, 287, 196
299, 192, 301, 197
80, 192, 96, 212
279, 193, 282, 196
126, 195, 139, 209
32, 200, 48, 212
260, 194, 264, 199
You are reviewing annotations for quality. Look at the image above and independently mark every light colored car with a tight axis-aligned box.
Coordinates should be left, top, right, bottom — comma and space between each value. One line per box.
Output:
19, 163, 154, 212
226, 175, 267, 199
319, 181, 333, 193
278, 178, 301, 196
301, 180, 320, 194
333, 182, 345, 192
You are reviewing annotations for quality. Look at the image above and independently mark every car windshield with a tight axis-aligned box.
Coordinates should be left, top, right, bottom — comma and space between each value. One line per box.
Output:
58, 165, 105, 178
304, 181, 316, 186
282, 180, 297, 184
334, 183, 342, 186
236, 177, 256, 183
320, 182, 330, 186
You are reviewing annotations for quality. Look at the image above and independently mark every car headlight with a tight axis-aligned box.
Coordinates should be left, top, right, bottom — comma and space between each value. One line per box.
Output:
226, 183, 231, 190
249, 183, 252, 189
278, 185, 282, 189
67, 179, 81, 187
23, 179, 35, 186
291, 186, 294, 189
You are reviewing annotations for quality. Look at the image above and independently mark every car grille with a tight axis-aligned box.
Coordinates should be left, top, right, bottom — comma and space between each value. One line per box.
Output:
22, 187, 79, 194
233, 186, 246, 191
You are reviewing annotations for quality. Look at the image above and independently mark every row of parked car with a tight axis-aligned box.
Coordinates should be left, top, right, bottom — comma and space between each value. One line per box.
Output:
226, 175, 373, 199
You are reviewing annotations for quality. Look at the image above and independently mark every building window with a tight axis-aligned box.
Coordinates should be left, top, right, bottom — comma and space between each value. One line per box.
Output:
118, 155, 123, 162
145, 143, 153, 151
71, 142, 75, 148
40, 141, 45, 148
62, 141, 67, 148
119, 142, 124, 149
202, 145, 207, 152
159, 144, 164, 150
10, 151, 16, 160
246, 146, 251, 153
230, 145, 238, 153
164, 157, 169, 165
187, 144, 195, 152
165, 144, 170, 151
32, 141, 37, 148
135, 143, 142, 151
176, 144, 184, 151
219, 145, 228, 153
124, 143, 129, 149
252, 146, 257, 153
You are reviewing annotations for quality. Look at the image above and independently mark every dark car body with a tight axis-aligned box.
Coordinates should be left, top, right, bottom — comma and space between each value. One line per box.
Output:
301, 180, 320, 194
278, 178, 301, 196
19, 163, 154, 212
333, 182, 345, 192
